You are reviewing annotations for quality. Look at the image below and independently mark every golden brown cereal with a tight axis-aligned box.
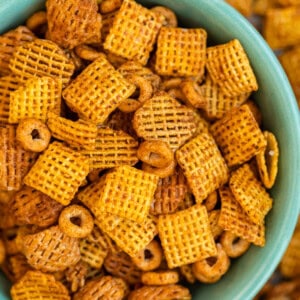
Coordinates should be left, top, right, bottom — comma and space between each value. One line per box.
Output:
229, 163, 273, 225
103, 0, 164, 65
203, 191, 219, 212
155, 27, 207, 77
100, 0, 123, 13
220, 231, 250, 258
10, 270, 70, 300
0, 239, 5, 264
210, 104, 267, 167
16, 118, 51, 152
218, 186, 265, 247
24, 141, 90, 206
74, 44, 103, 61
142, 159, 176, 179
0, 26, 35, 76
46, 0, 102, 49
180, 264, 196, 284
180, 79, 206, 108
118, 98, 143, 113
22, 225, 81, 272
59, 205, 94, 238
141, 270, 180, 285
2, 227, 20, 255
131, 240, 163, 271
25, 11, 47, 35
176, 132, 229, 204
0, 202, 17, 229
192, 243, 230, 283
0, 190, 16, 205
65, 261, 88, 293
264, 278, 300, 299
206, 39, 258, 97
62, 55, 135, 124
151, 6, 178, 27
208, 209, 224, 240
125, 74, 153, 103
226, 0, 252, 17
158, 204, 217, 268
101, 10, 118, 42
252, 0, 279, 16
9, 39, 75, 86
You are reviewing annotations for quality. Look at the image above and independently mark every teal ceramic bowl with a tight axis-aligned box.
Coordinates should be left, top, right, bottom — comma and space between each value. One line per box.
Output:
1, 0, 300, 299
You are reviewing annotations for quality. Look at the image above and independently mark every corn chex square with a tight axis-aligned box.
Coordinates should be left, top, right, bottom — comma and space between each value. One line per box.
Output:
158, 204, 217, 268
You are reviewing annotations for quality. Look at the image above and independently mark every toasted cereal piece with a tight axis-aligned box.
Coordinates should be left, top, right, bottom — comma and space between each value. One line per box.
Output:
0, 202, 17, 229
220, 231, 250, 258
209, 210, 224, 240
100, 0, 122, 14
150, 167, 188, 215
155, 27, 207, 77
277, 0, 300, 4
103, 0, 164, 65
25, 11, 47, 36
46, 0, 101, 49
24, 141, 89, 206
226, 0, 252, 17
206, 39, 258, 97
229, 163, 273, 225
252, 0, 278, 16
203, 191, 219, 212
63, 55, 135, 124
104, 251, 142, 285
0, 239, 5, 265
158, 204, 217, 268
141, 270, 179, 285
10, 270, 70, 300
263, 7, 300, 49
176, 132, 229, 204
0, 190, 16, 205
133, 93, 199, 151
73, 275, 128, 300
218, 186, 265, 246
210, 104, 267, 167
9, 186, 63, 227
0, 26, 35, 76
4, 254, 32, 283
264, 278, 300, 299
9, 39, 75, 86
9, 76, 61, 124
47, 112, 97, 150
22, 225, 80, 272
128, 284, 191, 300
0, 125, 38, 191
177, 192, 195, 211
65, 261, 88, 293
75, 126, 138, 169
151, 6, 178, 28
180, 264, 196, 284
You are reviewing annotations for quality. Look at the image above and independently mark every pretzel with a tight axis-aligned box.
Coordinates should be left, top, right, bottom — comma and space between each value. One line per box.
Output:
142, 159, 176, 178
99, 0, 123, 14
180, 264, 196, 284
0, 239, 5, 265
192, 243, 230, 283
65, 261, 88, 293
131, 240, 163, 271
141, 270, 180, 285
74, 44, 104, 61
151, 6, 178, 27
25, 11, 47, 36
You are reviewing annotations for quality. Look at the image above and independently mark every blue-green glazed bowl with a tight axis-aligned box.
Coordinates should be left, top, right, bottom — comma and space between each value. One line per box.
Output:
0, 1, 299, 299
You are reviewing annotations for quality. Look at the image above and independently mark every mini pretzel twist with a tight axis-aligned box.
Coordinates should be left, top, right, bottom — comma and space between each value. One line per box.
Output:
141, 270, 180, 285
220, 231, 250, 258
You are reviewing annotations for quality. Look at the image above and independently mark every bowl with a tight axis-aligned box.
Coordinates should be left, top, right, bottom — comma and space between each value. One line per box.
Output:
0, 1, 300, 299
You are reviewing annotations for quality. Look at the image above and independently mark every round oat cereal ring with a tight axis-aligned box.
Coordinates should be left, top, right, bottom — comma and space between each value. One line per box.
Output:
203, 190, 218, 212
142, 159, 176, 178
151, 6, 178, 27
192, 243, 230, 283
141, 270, 180, 285
138, 140, 174, 168
220, 231, 250, 258
126, 74, 153, 104
58, 204, 94, 238
118, 98, 143, 113
75, 44, 105, 61
0, 239, 5, 264
131, 240, 163, 271
16, 118, 51, 152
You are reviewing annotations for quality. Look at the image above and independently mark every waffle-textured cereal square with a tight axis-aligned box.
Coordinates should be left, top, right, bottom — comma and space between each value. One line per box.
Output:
62, 55, 135, 124
218, 186, 265, 246
24, 141, 90, 206
176, 132, 229, 204
46, 0, 102, 49
155, 27, 207, 77
103, 0, 164, 65
210, 104, 267, 167
9, 39, 75, 86
158, 204, 217, 268
9, 76, 61, 124
206, 39, 258, 97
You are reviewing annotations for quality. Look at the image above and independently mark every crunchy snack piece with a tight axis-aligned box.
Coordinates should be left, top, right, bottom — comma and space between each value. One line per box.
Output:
65, 260, 88, 293
73, 275, 128, 300
0, 125, 38, 191
9, 39, 75, 86
206, 39, 258, 97
0, 239, 5, 265
10, 270, 70, 300
252, 0, 279, 16
0, 26, 35, 76
220, 231, 250, 258
25, 11, 47, 36
142, 159, 176, 179
176, 132, 229, 204
226, 0, 252, 16
22, 225, 81, 272
210, 104, 267, 167
101, 11, 118, 42
277, 0, 300, 5
209, 209, 224, 240
24, 141, 90, 206
158, 204, 217, 268
218, 186, 265, 246
151, 6, 178, 28
133, 93, 199, 151
155, 27, 207, 77
62, 55, 135, 124
141, 270, 179, 285
128, 284, 191, 300
229, 163, 273, 225
46, 0, 101, 49
0, 202, 17, 229
103, 0, 164, 65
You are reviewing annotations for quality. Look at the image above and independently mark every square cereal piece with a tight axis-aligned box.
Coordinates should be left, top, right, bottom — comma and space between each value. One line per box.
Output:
210, 104, 267, 167
158, 204, 217, 268
218, 186, 265, 247
103, 0, 164, 65
206, 39, 258, 97
155, 27, 207, 77
24, 141, 90, 206
229, 163, 273, 225
176, 132, 229, 204
9, 76, 61, 124
62, 55, 135, 124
